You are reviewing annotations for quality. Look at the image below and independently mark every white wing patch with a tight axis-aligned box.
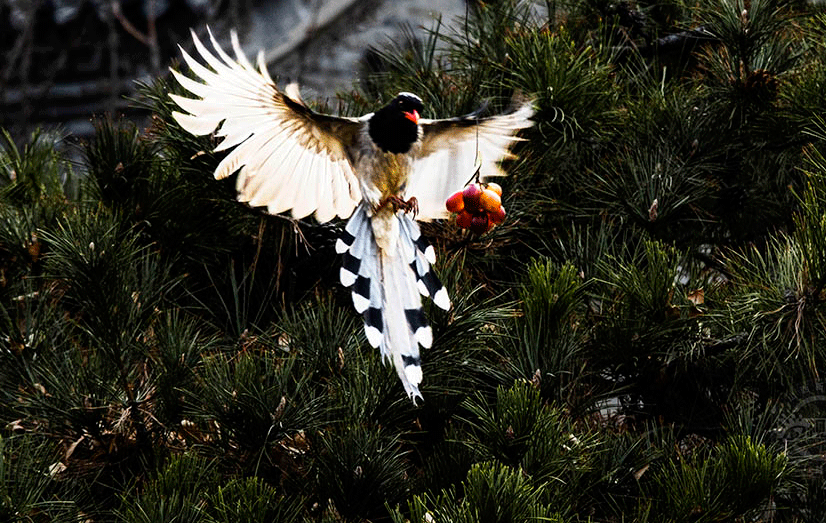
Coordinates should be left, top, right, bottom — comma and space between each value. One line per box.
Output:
170, 28, 362, 222
406, 103, 534, 221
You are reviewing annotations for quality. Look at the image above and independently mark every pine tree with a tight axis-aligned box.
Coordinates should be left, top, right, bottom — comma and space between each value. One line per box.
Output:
1, 0, 826, 521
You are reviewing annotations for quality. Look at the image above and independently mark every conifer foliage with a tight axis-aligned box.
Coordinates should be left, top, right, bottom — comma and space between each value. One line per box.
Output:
2, 0, 826, 521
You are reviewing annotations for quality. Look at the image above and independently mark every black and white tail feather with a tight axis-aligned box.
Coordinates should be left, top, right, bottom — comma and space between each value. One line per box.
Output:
336, 203, 448, 401
168, 28, 534, 402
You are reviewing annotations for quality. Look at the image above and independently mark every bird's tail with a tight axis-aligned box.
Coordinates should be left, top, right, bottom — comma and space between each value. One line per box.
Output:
336, 203, 450, 402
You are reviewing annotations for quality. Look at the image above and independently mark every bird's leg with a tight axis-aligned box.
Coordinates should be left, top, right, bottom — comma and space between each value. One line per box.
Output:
378, 195, 419, 218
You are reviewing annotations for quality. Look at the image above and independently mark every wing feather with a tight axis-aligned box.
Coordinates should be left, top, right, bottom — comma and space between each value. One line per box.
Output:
170, 110, 223, 135
250, 138, 308, 210
314, 159, 335, 223
170, 28, 362, 222
256, 50, 275, 84
291, 151, 322, 219
266, 139, 313, 215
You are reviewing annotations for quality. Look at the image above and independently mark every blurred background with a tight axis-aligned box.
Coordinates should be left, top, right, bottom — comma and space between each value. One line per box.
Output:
0, 0, 465, 139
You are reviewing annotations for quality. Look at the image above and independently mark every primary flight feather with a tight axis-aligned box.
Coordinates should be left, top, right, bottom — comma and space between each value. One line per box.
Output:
170, 28, 534, 402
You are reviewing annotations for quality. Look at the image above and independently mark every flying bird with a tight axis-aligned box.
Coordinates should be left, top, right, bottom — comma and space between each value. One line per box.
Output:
169, 28, 534, 402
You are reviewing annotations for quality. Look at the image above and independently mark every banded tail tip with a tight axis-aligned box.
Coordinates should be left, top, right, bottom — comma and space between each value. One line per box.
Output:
341, 252, 361, 280
351, 276, 371, 312
335, 237, 350, 254
404, 368, 424, 405
405, 309, 433, 348
434, 288, 451, 310
363, 307, 383, 347
405, 364, 423, 387
340, 267, 357, 287
424, 245, 436, 264
364, 324, 382, 347
415, 326, 433, 348
412, 235, 435, 262
352, 292, 370, 314
402, 354, 423, 388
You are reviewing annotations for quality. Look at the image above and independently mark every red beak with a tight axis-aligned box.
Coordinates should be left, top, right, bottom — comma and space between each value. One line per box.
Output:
404, 109, 420, 124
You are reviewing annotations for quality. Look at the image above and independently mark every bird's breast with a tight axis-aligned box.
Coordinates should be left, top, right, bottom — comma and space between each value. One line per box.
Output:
355, 146, 415, 208
373, 153, 412, 196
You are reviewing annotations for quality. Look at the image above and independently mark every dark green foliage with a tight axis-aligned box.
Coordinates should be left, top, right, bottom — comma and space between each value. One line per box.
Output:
696, 0, 801, 124
461, 381, 598, 509
189, 349, 322, 456
0, 435, 77, 522
504, 27, 621, 145
390, 461, 564, 523
204, 476, 304, 523
495, 259, 589, 406
3, 0, 826, 521
0, 128, 73, 205
642, 434, 786, 521
313, 425, 411, 521
0, 129, 74, 327
117, 454, 217, 523
150, 310, 217, 425
82, 118, 160, 211
192, 351, 322, 451
794, 147, 826, 291
718, 154, 826, 391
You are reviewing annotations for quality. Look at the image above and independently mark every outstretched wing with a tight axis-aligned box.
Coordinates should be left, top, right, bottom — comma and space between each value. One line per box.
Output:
406, 103, 534, 221
170, 28, 363, 222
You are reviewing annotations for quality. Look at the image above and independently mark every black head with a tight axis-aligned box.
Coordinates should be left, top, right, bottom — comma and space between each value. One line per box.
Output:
368, 92, 424, 154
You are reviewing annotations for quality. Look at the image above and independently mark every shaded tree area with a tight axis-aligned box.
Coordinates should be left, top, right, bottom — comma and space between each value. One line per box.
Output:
2, 0, 826, 521
0, 0, 236, 134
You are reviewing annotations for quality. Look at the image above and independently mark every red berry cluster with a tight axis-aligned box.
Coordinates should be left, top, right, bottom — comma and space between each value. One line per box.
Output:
445, 182, 506, 234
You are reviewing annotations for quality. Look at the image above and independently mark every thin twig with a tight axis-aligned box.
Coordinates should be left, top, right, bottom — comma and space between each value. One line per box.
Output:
111, 1, 150, 46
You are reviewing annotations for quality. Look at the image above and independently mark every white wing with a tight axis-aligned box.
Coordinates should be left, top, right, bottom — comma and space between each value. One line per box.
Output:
170, 28, 362, 222
406, 103, 535, 221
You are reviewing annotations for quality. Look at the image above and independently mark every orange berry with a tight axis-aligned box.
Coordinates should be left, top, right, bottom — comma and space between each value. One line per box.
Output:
485, 182, 503, 197
489, 205, 506, 225
479, 189, 502, 213
462, 184, 482, 212
456, 209, 473, 229
445, 191, 465, 213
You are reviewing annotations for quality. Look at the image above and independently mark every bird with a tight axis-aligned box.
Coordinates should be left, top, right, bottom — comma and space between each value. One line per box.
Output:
169, 28, 534, 402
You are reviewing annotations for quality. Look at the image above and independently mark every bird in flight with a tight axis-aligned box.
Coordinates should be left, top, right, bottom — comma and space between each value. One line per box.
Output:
169, 28, 534, 402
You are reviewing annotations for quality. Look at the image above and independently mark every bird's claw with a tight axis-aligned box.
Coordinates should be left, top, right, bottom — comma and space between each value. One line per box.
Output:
379, 195, 418, 218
